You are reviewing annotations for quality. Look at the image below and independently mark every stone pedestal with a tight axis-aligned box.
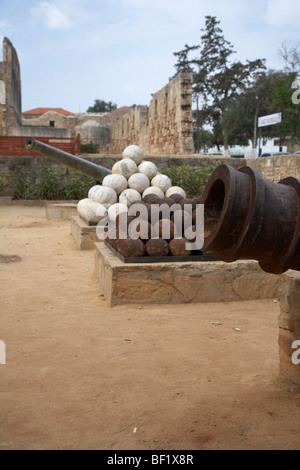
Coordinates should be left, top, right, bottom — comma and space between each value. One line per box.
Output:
278, 271, 300, 385
94, 242, 279, 307
46, 203, 78, 220
71, 216, 101, 250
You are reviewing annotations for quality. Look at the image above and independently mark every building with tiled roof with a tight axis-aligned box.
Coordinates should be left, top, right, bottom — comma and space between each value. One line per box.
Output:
23, 108, 75, 118
109, 106, 132, 119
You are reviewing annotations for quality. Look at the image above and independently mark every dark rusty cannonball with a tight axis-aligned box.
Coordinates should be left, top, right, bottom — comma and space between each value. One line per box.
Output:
116, 238, 145, 257
193, 195, 203, 205
142, 194, 162, 205
116, 213, 136, 229
145, 238, 169, 257
169, 238, 192, 257
169, 193, 184, 203
179, 198, 197, 212
192, 209, 197, 225
107, 227, 128, 249
171, 209, 192, 237
153, 219, 175, 241
159, 197, 175, 207
128, 219, 152, 240
129, 201, 151, 222
184, 224, 196, 243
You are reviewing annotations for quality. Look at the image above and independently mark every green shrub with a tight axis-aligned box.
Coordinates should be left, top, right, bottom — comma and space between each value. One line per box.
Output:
36, 166, 64, 200
0, 173, 7, 193
13, 166, 95, 200
160, 165, 217, 199
80, 142, 100, 154
13, 168, 37, 199
62, 172, 95, 200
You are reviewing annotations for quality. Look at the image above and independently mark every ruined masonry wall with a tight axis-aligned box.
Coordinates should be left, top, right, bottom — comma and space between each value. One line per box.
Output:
246, 155, 300, 182
278, 272, 300, 385
0, 38, 22, 135
110, 73, 194, 155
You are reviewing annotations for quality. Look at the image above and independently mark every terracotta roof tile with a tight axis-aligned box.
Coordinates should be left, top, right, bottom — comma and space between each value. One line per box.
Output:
22, 108, 75, 116
109, 106, 132, 119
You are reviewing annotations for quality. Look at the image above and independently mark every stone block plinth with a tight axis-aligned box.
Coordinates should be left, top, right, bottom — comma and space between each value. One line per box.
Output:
46, 203, 78, 220
71, 216, 101, 250
94, 243, 279, 307
278, 271, 300, 385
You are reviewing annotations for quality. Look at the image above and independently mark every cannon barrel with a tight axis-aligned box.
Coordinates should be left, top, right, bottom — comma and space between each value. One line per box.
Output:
25, 137, 112, 181
201, 164, 300, 274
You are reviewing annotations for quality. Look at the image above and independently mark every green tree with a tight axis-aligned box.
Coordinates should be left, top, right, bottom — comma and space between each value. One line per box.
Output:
222, 70, 281, 153
87, 99, 117, 113
272, 72, 300, 147
173, 16, 266, 152
278, 41, 300, 74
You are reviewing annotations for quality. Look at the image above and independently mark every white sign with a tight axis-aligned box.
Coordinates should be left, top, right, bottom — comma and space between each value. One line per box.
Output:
258, 112, 282, 128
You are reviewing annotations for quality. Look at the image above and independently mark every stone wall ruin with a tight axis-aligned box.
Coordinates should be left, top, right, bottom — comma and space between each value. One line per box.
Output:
0, 38, 194, 155
0, 37, 22, 135
110, 73, 194, 155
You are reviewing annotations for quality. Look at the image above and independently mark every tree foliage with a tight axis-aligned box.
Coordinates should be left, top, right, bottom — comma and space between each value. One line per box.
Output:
174, 16, 266, 149
278, 41, 300, 74
87, 99, 117, 113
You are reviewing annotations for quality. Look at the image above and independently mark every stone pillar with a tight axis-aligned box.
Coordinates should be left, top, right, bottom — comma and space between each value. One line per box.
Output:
278, 271, 300, 384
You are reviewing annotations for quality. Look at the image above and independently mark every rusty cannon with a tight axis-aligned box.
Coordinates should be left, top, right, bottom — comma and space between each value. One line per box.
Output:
201, 164, 300, 274
25, 137, 112, 182
25, 138, 299, 274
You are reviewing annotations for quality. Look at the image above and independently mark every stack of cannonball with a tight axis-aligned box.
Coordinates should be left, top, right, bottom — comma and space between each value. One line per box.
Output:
105, 190, 205, 258
77, 144, 187, 226
76, 144, 209, 258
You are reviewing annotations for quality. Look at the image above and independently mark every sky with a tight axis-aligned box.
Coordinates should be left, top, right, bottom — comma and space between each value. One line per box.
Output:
0, 0, 299, 113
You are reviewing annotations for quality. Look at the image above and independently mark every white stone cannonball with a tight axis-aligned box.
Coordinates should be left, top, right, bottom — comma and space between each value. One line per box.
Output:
89, 185, 117, 205
151, 174, 172, 193
119, 188, 142, 207
128, 173, 150, 194
138, 161, 158, 180
122, 145, 144, 165
142, 186, 164, 199
102, 174, 128, 195
77, 199, 107, 223
108, 203, 128, 223
112, 159, 138, 179
88, 185, 102, 200
165, 186, 187, 199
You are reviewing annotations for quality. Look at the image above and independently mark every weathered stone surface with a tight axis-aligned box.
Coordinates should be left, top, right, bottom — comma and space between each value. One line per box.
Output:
110, 73, 194, 155
45, 203, 78, 220
94, 243, 279, 307
278, 271, 300, 385
0, 38, 22, 135
71, 216, 101, 250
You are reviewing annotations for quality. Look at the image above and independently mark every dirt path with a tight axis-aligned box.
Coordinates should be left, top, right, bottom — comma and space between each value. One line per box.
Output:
0, 204, 300, 450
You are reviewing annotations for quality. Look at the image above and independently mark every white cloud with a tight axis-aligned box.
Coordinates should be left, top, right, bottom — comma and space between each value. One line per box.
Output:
31, 1, 73, 30
266, 0, 300, 27
0, 19, 13, 37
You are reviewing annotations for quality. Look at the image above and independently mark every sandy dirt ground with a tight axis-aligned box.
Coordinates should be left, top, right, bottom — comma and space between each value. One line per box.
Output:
0, 204, 300, 451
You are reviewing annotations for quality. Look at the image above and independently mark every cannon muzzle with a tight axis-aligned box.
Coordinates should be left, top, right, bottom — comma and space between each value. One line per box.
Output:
201, 164, 300, 274
25, 137, 112, 182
